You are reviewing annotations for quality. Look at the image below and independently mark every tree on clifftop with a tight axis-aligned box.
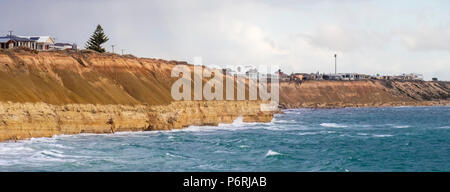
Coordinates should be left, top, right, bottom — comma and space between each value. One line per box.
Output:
85, 24, 109, 53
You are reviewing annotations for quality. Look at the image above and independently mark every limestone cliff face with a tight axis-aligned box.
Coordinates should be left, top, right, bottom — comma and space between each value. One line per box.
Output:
0, 50, 275, 141
279, 80, 450, 108
0, 101, 274, 141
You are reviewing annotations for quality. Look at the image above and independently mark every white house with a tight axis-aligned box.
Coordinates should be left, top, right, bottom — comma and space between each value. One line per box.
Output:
0, 35, 55, 50
19, 36, 55, 50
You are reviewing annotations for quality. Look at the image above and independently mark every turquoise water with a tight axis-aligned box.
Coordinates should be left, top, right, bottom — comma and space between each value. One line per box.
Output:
0, 106, 449, 172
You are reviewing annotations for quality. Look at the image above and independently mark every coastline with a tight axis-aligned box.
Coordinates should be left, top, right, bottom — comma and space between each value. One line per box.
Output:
0, 100, 275, 142
2, 99, 449, 142
280, 100, 450, 109
0, 50, 449, 142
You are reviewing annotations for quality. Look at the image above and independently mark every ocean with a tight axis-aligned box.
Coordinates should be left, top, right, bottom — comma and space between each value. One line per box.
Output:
0, 106, 449, 172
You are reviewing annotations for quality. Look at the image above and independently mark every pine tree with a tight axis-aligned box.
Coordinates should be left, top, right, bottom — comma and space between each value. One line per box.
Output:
85, 25, 109, 53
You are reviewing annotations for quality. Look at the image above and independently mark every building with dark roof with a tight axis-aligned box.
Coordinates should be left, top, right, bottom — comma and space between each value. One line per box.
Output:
0, 35, 55, 50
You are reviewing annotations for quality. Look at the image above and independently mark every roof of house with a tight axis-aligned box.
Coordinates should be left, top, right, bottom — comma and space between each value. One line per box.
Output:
0, 38, 13, 43
18, 36, 53, 43
0, 35, 34, 43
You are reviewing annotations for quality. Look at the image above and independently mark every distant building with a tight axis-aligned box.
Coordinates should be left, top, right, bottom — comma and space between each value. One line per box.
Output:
19, 36, 55, 50
0, 35, 36, 49
340, 73, 371, 80
323, 74, 343, 80
0, 35, 54, 50
51, 43, 77, 50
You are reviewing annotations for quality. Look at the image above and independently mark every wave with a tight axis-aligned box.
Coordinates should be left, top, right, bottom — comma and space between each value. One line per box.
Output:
182, 116, 273, 132
40, 150, 66, 158
298, 131, 336, 136
393, 125, 410, 129
165, 152, 184, 158
372, 134, 393, 138
271, 118, 297, 124
320, 123, 348, 128
0, 144, 34, 152
265, 150, 281, 157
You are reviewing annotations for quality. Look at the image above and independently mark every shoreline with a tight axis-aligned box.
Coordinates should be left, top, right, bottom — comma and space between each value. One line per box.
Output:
1, 100, 448, 142
0, 101, 276, 142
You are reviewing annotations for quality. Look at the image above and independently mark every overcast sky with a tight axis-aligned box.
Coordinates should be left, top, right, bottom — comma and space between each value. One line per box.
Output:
1, 0, 449, 80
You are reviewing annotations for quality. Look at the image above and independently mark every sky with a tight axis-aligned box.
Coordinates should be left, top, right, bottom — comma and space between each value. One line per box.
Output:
1, 0, 449, 80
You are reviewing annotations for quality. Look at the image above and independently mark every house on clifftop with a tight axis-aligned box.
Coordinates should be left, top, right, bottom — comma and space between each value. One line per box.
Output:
0, 35, 55, 50
19, 36, 55, 50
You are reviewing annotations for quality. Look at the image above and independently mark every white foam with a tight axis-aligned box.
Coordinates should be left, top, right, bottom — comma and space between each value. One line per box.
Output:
372, 134, 393, 138
298, 131, 336, 136
272, 118, 297, 124
265, 150, 281, 157
0, 145, 34, 154
165, 152, 183, 158
393, 125, 410, 129
298, 132, 319, 136
40, 150, 66, 158
182, 116, 272, 132
320, 123, 348, 128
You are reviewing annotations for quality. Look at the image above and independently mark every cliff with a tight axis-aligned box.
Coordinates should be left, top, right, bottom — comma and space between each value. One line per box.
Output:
0, 49, 176, 105
0, 49, 274, 141
279, 80, 450, 108
0, 100, 273, 141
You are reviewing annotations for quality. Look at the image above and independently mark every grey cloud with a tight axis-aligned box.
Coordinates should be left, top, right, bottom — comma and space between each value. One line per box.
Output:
300, 25, 391, 52
398, 24, 450, 52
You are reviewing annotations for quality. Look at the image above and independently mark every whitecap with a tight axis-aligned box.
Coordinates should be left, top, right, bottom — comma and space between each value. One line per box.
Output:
298, 130, 336, 136
320, 123, 348, 128
0, 146, 34, 154
165, 152, 183, 158
393, 125, 410, 129
372, 134, 393, 138
182, 116, 271, 132
265, 150, 281, 157
40, 150, 66, 158
298, 132, 319, 136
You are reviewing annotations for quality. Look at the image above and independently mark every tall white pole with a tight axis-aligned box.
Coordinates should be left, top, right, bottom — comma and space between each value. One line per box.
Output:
334, 54, 337, 74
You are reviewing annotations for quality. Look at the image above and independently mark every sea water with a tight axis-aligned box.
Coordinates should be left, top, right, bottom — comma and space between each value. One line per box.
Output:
0, 106, 449, 172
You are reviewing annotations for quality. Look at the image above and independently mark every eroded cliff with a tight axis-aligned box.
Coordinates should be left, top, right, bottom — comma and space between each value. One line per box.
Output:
279, 80, 450, 108
0, 49, 274, 141
0, 100, 274, 141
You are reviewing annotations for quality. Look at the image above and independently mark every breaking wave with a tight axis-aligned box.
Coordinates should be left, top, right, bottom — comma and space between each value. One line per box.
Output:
320, 123, 348, 128
265, 150, 281, 157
